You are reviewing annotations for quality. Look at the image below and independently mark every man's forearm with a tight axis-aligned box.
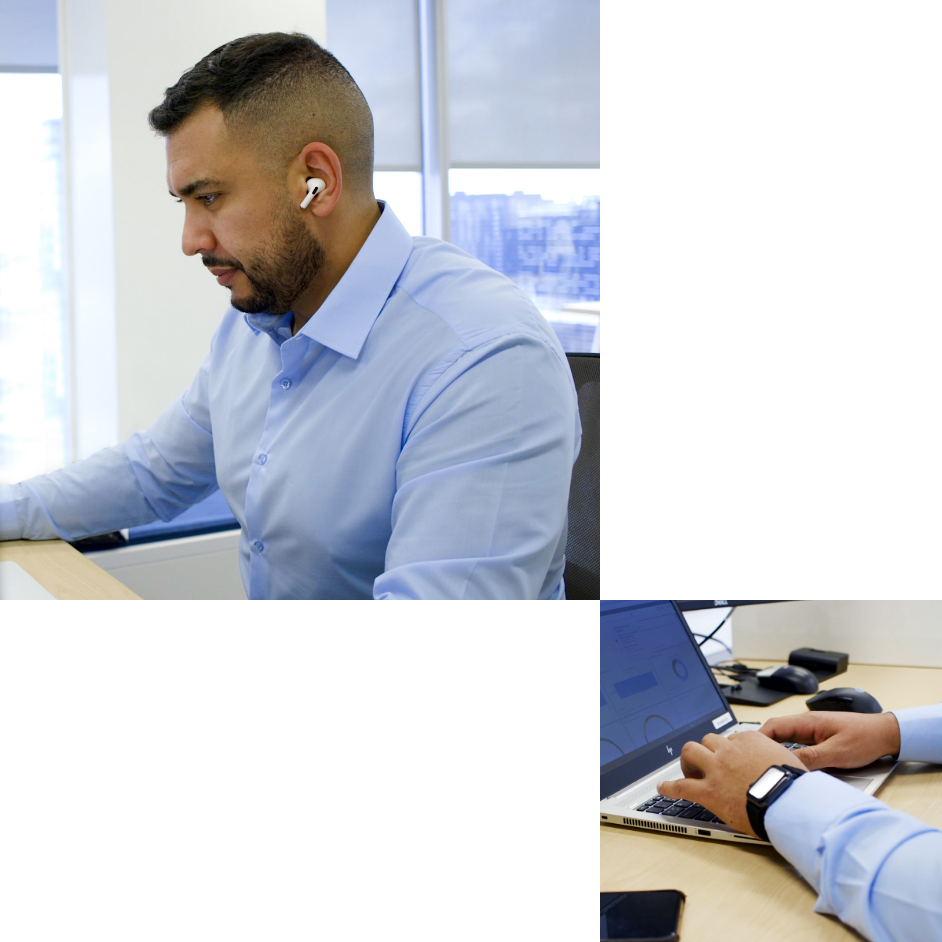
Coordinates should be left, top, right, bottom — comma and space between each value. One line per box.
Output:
0, 443, 161, 541
767, 771, 942, 942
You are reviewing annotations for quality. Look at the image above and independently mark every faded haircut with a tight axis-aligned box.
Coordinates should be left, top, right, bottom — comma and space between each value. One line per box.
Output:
148, 32, 374, 189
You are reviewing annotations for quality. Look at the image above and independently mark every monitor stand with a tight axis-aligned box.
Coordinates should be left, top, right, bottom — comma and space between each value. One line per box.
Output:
722, 669, 838, 707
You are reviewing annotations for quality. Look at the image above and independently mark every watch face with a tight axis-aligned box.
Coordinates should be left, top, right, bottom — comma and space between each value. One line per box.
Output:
749, 767, 786, 800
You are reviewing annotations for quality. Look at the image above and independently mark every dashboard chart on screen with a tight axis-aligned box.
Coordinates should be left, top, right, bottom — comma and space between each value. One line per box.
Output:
601, 601, 728, 769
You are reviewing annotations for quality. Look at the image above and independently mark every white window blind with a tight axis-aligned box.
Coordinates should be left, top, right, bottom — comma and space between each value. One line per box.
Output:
0, 0, 57, 71
326, 0, 422, 171
446, 0, 600, 167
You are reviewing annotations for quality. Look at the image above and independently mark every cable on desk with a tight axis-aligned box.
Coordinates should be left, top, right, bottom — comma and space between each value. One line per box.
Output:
694, 606, 736, 649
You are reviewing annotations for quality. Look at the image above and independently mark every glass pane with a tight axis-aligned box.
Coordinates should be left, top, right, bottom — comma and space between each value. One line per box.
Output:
326, 0, 421, 170
446, 0, 600, 167
374, 171, 423, 237
0, 72, 69, 484
449, 168, 600, 352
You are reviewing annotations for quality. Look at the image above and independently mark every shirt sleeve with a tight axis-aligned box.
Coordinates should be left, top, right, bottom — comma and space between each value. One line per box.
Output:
374, 333, 580, 599
0, 351, 218, 542
892, 703, 942, 763
766, 770, 942, 942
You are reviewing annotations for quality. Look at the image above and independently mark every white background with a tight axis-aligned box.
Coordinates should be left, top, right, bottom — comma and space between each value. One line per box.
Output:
605, 2, 942, 597
0, 603, 596, 940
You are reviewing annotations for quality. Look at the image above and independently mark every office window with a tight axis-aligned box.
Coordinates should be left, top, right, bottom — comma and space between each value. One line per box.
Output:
328, 0, 600, 350
449, 169, 600, 353
373, 171, 423, 237
446, 0, 600, 352
0, 71, 69, 484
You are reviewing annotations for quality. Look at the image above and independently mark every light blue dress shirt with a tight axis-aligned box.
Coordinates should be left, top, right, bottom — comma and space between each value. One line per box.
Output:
0, 204, 581, 599
766, 703, 942, 942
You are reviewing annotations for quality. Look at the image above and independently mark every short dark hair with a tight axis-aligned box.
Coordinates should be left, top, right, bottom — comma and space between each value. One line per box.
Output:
149, 32, 374, 187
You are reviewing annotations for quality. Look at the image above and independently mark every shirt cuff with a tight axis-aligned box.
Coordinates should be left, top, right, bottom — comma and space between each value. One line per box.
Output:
765, 770, 879, 887
0, 484, 24, 540
892, 703, 942, 764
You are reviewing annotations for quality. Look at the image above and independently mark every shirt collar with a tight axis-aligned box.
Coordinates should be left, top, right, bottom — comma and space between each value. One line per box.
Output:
243, 201, 414, 359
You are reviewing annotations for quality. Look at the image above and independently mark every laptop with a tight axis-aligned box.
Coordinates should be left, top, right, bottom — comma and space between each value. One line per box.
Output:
600, 600, 898, 844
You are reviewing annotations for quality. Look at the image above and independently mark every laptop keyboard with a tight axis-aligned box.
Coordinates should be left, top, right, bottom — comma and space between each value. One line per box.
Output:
634, 796, 725, 824
634, 744, 804, 824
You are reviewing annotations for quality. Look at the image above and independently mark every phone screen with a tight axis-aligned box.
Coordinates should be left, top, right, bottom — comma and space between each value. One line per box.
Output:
600, 890, 685, 941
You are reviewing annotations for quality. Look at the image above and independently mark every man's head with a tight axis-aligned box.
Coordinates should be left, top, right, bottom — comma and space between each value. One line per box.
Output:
149, 33, 375, 316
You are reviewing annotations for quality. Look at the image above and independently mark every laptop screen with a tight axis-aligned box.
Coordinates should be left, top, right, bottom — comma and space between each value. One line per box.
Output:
600, 600, 736, 799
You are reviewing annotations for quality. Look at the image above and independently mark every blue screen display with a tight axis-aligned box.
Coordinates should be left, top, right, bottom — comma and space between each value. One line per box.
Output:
601, 601, 728, 768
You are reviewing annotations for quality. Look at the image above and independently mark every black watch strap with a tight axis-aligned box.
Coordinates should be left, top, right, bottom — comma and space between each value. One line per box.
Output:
746, 765, 805, 842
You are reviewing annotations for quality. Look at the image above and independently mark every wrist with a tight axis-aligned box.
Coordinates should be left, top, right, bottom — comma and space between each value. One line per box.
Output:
883, 712, 901, 758
746, 764, 806, 842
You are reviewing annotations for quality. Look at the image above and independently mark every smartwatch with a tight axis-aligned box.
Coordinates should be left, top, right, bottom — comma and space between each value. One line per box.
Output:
745, 764, 805, 842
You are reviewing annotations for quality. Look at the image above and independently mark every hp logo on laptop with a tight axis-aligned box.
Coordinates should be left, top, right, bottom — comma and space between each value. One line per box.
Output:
666, 745, 673, 756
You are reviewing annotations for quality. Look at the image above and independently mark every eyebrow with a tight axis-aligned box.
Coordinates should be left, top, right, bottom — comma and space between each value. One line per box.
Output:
170, 178, 223, 198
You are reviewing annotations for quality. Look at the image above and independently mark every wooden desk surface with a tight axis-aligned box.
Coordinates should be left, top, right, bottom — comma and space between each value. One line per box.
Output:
601, 662, 942, 942
0, 540, 140, 600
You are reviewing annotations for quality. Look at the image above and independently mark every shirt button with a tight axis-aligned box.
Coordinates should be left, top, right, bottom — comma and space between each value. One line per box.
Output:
281, 378, 291, 389
257, 453, 267, 465
252, 540, 264, 553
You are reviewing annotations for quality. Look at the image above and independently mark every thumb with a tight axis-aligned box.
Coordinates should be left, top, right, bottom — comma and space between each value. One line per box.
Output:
790, 744, 824, 770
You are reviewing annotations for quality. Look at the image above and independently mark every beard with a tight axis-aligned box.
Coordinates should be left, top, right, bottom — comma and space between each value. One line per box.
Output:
203, 200, 325, 315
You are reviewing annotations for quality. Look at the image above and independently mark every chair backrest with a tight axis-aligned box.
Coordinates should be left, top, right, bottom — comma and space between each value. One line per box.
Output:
564, 353, 600, 599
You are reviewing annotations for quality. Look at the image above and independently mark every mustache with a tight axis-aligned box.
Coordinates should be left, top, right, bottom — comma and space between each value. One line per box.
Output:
201, 255, 244, 272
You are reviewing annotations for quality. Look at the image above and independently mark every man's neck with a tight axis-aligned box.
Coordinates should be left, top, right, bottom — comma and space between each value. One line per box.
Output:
290, 199, 383, 335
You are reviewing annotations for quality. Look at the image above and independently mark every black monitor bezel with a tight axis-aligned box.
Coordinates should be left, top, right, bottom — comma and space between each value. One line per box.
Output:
600, 600, 738, 801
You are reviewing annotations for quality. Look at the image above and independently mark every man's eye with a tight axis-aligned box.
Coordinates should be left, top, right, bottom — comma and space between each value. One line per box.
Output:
199, 194, 218, 205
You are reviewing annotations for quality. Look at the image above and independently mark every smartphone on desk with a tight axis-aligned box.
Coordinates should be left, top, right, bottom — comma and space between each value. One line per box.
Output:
600, 890, 685, 942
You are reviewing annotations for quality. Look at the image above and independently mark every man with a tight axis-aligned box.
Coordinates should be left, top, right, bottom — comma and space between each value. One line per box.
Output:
657, 705, 942, 942
0, 33, 581, 599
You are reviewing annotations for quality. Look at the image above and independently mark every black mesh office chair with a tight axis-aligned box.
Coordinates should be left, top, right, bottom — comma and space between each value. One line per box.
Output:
564, 353, 600, 599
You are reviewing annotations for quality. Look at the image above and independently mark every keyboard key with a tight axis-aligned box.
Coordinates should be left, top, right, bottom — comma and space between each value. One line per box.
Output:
677, 807, 701, 819
673, 800, 693, 808
695, 810, 715, 821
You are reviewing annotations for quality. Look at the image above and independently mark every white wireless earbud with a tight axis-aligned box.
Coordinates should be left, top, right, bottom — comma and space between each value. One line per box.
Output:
299, 177, 326, 209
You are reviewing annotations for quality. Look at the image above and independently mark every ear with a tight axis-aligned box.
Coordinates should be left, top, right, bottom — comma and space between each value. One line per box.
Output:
292, 142, 343, 216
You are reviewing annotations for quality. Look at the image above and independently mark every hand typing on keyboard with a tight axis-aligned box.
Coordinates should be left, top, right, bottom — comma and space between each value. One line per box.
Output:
654, 730, 807, 837
758, 712, 900, 770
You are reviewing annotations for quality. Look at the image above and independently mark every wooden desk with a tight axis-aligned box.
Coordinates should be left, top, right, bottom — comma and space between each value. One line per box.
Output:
0, 540, 140, 600
601, 662, 942, 941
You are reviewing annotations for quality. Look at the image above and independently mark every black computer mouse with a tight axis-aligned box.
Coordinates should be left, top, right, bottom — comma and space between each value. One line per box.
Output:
756, 664, 819, 694
806, 687, 883, 714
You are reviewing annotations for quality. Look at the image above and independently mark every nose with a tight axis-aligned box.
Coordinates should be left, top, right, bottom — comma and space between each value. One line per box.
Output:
181, 211, 217, 257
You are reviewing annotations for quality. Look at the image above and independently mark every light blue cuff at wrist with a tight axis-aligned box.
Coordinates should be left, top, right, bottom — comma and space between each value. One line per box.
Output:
764, 771, 879, 885
892, 704, 942, 764
0, 484, 25, 540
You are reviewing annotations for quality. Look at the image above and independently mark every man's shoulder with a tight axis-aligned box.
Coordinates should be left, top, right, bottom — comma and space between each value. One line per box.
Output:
394, 237, 562, 354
